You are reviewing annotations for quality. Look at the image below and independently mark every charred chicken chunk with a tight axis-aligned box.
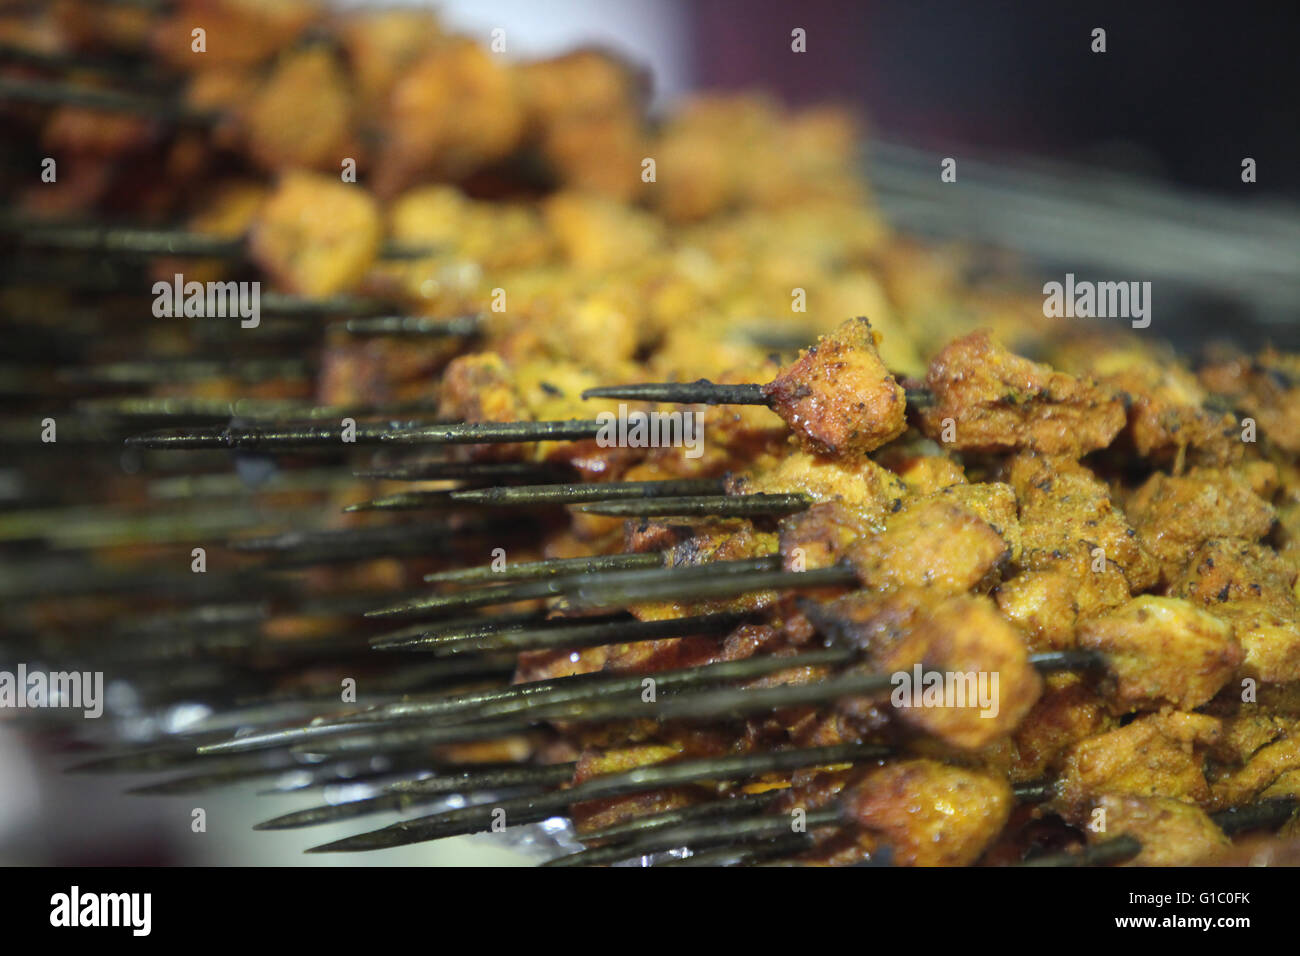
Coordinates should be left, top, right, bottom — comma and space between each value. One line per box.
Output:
151, 0, 320, 69
1009, 675, 1115, 780
1199, 348, 1300, 454
1052, 338, 1243, 465
730, 450, 908, 518
917, 331, 1126, 456
1053, 711, 1222, 818
845, 495, 1011, 596
243, 47, 355, 173
1007, 452, 1158, 591
249, 172, 382, 297
1077, 596, 1243, 713
1212, 735, 1300, 807
761, 317, 907, 456
375, 39, 526, 195
1087, 794, 1230, 866
1128, 467, 1276, 581
822, 591, 1042, 749
1170, 538, 1300, 683
841, 759, 1013, 866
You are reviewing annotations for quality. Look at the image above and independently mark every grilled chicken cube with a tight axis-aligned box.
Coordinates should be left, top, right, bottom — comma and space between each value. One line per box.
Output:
841, 759, 1012, 866
243, 47, 355, 173
1053, 711, 1221, 818
1007, 452, 1158, 591
1212, 735, 1300, 807
1087, 794, 1230, 865
1052, 338, 1243, 466
1128, 467, 1276, 581
1170, 538, 1300, 682
846, 496, 1010, 595
761, 317, 907, 456
823, 591, 1041, 749
151, 0, 320, 69
1200, 348, 1300, 454
249, 172, 382, 296
917, 331, 1126, 456
338, 9, 445, 114
996, 566, 1092, 651
730, 450, 908, 517
1009, 674, 1115, 780
375, 39, 526, 195
1077, 596, 1243, 712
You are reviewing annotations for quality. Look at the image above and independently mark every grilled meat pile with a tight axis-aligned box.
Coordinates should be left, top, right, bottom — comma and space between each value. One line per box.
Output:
2, 0, 1299, 867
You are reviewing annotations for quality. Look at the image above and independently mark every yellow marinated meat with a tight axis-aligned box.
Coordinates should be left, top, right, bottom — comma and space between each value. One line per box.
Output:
1127, 467, 1276, 581
1050, 337, 1242, 466
844, 496, 1010, 596
1212, 735, 1300, 807
822, 591, 1041, 749
1006, 452, 1158, 591
337, 9, 445, 115
17, 3, 1300, 868
761, 317, 907, 456
1076, 596, 1243, 713
1009, 674, 1116, 780
917, 331, 1127, 456
248, 171, 382, 296
1053, 711, 1222, 818
1199, 348, 1300, 454
841, 760, 1013, 866
243, 47, 356, 173
375, 39, 527, 195
1087, 795, 1230, 866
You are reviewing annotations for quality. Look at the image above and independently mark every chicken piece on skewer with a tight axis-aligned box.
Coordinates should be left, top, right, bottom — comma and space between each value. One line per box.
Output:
1052, 711, 1222, 818
816, 590, 1042, 749
760, 316, 907, 456
1085, 794, 1230, 865
248, 171, 382, 297
242, 46, 357, 173
150, 0, 322, 70
916, 330, 1127, 457
517, 49, 649, 202
1128, 465, 1277, 582
995, 452, 1155, 649
839, 759, 1013, 866
731, 450, 908, 516
1169, 538, 1300, 684
1048, 335, 1243, 466
853, 483, 1017, 593
1076, 596, 1243, 713
1212, 735, 1300, 807
373, 38, 526, 196
337, 8, 445, 118
1199, 347, 1300, 454
1008, 674, 1116, 781
648, 96, 865, 223
1006, 453, 1158, 587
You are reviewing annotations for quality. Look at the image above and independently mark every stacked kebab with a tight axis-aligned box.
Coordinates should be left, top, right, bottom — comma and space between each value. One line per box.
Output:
2, 0, 1299, 866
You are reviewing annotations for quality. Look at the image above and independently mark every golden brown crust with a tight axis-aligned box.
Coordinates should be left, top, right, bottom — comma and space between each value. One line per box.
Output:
917, 331, 1126, 456
842, 760, 1013, 866
762, 317, 907, 456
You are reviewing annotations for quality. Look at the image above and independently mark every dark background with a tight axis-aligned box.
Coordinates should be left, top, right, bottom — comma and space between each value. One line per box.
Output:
693, 0, 1299, 197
